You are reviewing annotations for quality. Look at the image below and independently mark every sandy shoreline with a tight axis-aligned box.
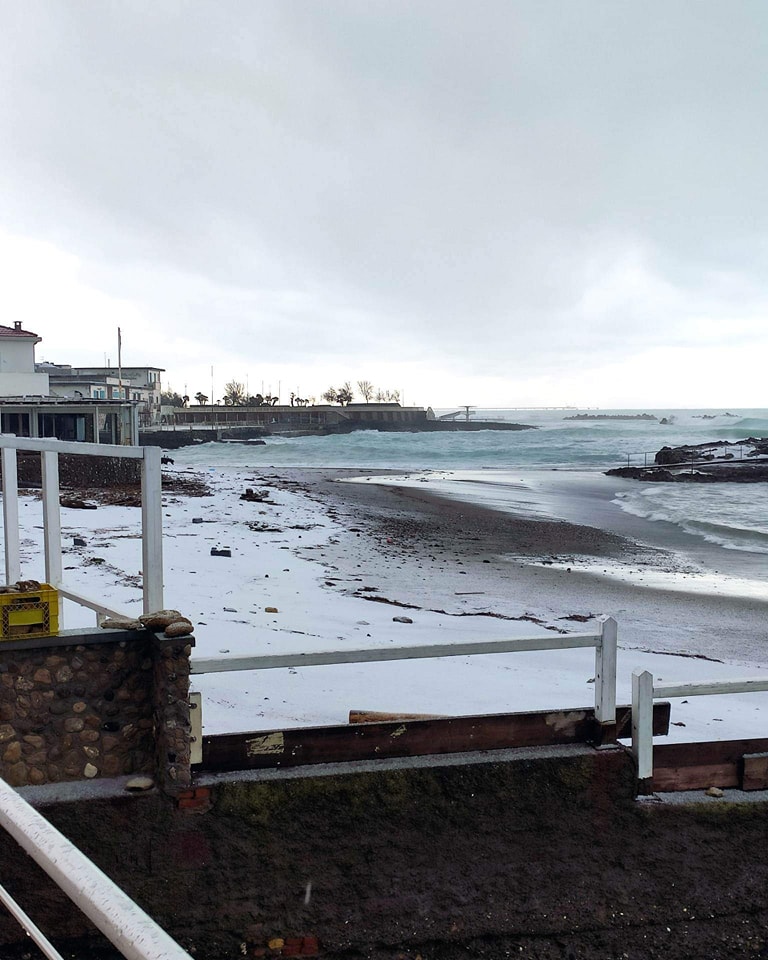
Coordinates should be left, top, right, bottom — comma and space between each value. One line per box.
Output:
269, 468, 768, 663
7, 463, 768, 739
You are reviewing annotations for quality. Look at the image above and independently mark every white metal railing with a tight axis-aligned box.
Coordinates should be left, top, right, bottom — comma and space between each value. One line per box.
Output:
631, 668, 768, 790
0, 435, 163, 621
623, 443, 752, 469
0, 776, 192, 960
192, 616, 619, 728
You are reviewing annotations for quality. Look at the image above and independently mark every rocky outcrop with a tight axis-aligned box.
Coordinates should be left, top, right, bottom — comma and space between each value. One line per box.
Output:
656, 437, 768, 465
564, 413, 657, 421
607, 464, 768, 482
608, 436, 768, 482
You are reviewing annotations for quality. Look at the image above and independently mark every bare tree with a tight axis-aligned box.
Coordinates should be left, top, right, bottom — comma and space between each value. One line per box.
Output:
322, 387, 338, 403
374, 388, 400, 403
223, 380, 247, 406
357, 380, 374, 402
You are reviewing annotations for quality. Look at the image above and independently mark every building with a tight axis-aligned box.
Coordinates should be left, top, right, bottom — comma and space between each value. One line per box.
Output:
0, 323, 50, 396
170, 401, 428, 432
43, 364, 164, 427
0, 326, 138, 444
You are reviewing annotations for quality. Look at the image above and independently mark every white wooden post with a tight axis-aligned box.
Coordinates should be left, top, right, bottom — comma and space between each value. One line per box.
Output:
632, 668, 655, 792
41, 450, 63, 591
189, 690, 202, 765
594, 615, 617, 725
141, 445, 163, 614
1, 445, 21, 584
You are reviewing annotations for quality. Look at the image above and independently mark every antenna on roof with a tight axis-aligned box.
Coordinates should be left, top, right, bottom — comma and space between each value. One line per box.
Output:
117, 327, 123, 400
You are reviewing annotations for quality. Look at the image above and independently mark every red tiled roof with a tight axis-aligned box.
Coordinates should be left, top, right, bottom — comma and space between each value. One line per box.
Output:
0, 324, 39, 338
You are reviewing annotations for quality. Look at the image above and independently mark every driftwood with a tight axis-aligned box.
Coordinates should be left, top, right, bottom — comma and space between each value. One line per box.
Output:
348, 709, 448, 724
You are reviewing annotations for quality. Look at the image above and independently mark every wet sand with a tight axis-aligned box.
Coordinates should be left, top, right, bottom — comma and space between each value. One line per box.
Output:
269, 468, 768, 665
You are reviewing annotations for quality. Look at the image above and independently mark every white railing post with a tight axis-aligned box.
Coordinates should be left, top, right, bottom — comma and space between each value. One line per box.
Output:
594, 615, 617, 725
1, 445, 21, 584
41, 450, 63, 598
632, 668, 655, 793
141, 445, 163, 614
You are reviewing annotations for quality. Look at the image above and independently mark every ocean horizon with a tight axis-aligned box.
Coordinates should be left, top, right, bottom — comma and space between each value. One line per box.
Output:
171, 407, 768, 586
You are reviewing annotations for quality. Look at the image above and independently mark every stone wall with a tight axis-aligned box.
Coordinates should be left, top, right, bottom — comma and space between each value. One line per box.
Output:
0, 630, 192, 792
7, 452, 142, 487
1, 747, 768, 958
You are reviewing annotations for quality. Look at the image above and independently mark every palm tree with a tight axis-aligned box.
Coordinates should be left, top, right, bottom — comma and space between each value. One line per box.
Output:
336, 382, 354, 406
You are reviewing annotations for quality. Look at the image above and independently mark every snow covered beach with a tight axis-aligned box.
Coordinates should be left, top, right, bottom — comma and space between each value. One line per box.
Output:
7, 459, 767, 748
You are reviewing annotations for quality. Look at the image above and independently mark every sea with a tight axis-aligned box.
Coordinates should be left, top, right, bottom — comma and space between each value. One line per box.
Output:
172, 407, 768, 596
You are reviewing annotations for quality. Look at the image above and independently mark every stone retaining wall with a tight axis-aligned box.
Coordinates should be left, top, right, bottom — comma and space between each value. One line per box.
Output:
0, 630, 192, 793
2, 747, 768, 958
4, 452, 142, 487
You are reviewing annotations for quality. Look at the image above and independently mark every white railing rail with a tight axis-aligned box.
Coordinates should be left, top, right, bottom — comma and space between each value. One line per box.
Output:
0, 878, 67, 960
0, 776, 192, 960
623, 443, 751, 469
192, 616, 618, 727
631, 669, 768, 788
0, 435, 163, 620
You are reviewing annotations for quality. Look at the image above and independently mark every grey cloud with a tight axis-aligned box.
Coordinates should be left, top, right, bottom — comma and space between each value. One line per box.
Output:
1, 1, 767, 387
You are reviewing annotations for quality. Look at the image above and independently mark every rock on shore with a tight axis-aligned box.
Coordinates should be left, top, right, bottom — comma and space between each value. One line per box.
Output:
607, 437, 768, 482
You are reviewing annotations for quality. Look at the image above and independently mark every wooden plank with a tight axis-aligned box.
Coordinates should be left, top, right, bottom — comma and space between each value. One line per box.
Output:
349, 710, 447, 724
201, 702, 671, 772
653, 763, 740, 792
742, 752, 768, 791
653, 738, 768, 768
652, 739, 768, 792
615, 700, 670, 740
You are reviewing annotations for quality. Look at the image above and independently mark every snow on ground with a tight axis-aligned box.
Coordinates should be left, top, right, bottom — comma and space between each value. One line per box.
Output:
5, 467, 767, 744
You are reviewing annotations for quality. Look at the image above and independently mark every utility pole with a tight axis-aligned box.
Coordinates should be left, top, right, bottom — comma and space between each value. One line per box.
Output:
117, 327, 123, 398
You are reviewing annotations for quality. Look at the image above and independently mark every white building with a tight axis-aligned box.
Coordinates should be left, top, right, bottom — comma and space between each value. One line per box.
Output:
0, 326, 138, 444
44, 365, 164, 426
0, 323, 50, 396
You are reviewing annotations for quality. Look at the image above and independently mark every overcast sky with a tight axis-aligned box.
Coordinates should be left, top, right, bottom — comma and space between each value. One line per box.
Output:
1, 1, 767, 408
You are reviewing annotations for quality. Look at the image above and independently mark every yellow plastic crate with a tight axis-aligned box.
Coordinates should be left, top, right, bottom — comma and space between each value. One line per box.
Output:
0, 584, 59, 640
